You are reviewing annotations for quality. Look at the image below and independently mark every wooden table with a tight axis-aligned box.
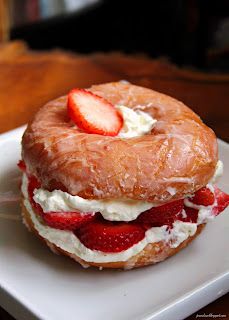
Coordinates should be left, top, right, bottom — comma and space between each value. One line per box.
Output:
0, 41, 228, 320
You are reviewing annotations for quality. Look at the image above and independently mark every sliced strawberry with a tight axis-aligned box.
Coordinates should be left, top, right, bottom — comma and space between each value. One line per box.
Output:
179, 207, 199, 223
190, 186, 215, 206
42, 211, 96, 230
67, 88, 123, 136
75, 219, 145, 253
213, 187, 229, 216
27, 176, 95, 230
28, 175, 42, 213
17, 160, 26, 172
137, 200, 184, 227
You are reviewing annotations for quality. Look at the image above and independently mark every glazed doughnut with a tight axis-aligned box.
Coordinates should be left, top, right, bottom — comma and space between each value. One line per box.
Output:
22, 82, 217, 203
19, 82, 229, 269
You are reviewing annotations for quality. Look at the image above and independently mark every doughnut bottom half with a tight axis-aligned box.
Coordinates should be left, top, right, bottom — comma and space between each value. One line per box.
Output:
21, 198, 205, 269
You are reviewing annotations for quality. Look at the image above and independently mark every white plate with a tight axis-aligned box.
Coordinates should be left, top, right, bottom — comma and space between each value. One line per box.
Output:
0, 126, 229, 320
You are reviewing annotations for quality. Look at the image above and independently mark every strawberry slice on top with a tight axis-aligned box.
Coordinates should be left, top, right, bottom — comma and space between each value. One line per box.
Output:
67, 89, 123, 136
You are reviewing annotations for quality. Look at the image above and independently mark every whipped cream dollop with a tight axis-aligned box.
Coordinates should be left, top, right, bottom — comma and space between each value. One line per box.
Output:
22, 175, 197, 263
116, 105, 157, 138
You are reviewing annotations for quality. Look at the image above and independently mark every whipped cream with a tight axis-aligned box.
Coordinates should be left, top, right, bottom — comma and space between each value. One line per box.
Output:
22, 175, 197, 263
116, 105, 157, 138
33, 187, 153, 222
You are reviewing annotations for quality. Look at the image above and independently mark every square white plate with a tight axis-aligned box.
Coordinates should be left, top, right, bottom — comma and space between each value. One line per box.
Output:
0, 126, 229, 320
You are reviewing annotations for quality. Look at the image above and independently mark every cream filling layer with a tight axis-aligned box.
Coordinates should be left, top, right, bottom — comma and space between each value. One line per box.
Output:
21, 175, 215, 263
33, 160, 223, 222
33, 187, 153, 222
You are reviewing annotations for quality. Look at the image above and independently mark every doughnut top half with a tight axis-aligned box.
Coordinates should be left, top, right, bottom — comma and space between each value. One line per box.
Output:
22, 82, 218, 203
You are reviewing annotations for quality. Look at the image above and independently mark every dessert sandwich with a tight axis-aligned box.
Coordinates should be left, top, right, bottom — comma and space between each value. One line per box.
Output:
18, 82, 229, 269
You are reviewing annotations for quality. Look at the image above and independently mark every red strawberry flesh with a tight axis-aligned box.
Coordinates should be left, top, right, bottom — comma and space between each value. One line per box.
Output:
213, 187, 229, 216
17, 160, 26, 172
67, 89, 123, 136
137, 200, 184, 227
27, 175, 95, 230
42, 211, 96, 231
190, 186, 215, 206
75, 220, 145, 253
178, 207, 199, 223
28, 175, 42, 213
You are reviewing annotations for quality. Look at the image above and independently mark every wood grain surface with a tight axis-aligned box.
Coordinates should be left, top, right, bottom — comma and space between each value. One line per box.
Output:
0, 41, 228, 320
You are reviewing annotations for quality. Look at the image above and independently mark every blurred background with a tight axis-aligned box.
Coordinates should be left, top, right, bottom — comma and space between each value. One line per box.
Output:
1, 0, 229, 71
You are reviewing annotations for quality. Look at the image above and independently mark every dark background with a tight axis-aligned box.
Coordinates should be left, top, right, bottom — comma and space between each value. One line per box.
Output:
11, 0, 229, 71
